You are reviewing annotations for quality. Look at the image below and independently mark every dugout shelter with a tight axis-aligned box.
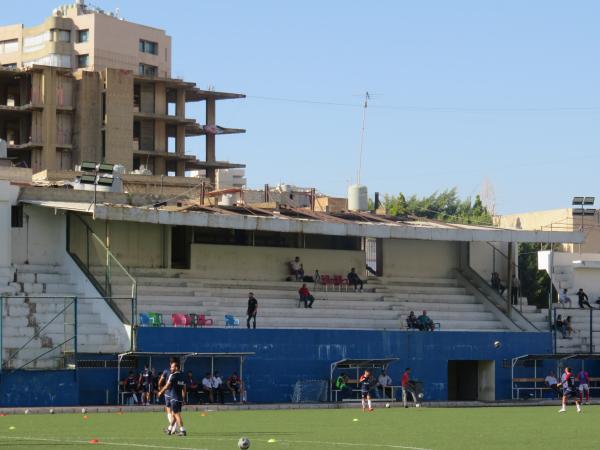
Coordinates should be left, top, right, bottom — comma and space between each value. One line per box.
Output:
330, 358, 399, 402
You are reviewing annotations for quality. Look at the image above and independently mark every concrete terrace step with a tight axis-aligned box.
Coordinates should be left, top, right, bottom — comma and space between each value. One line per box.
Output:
375, 276, 459, 287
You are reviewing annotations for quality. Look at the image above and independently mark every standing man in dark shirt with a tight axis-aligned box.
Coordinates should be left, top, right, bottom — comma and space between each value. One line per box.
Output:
247, 292, 258, 329
139, 364, 154, 406
158, 360, 187, 436
359, 369, 374, 412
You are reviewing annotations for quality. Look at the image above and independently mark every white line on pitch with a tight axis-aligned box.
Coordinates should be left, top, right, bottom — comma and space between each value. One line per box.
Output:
278, 439, 433, 450
0, 435, 209, 450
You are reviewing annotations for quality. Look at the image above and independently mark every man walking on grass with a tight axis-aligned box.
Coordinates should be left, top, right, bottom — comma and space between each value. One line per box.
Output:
158, 360, 188, 435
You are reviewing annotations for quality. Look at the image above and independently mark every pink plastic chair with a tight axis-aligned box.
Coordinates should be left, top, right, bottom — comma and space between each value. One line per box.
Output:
321, 274, 332, 291
198, 314, 214, 327
171, 313, 189, 327
333, 275, 348, 292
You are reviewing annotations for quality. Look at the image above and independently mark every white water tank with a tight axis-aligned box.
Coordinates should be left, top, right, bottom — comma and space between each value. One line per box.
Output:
348, 184, 368, 211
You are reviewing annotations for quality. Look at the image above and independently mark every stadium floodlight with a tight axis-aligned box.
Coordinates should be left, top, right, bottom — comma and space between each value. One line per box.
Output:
96, 176, 114, 186
80, 161, 97, 172
97, 163, 115, 174
584, 197, 595, 205
584, 208, 596, 216
79, 174, 97, 184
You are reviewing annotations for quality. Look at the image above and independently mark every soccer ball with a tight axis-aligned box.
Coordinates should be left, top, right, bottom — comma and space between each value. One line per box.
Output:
238, 437, 251, 449
494, 340, 502, 349
418, 393, 424, 399
385, 403, 390, 408
416, 403, 421, 408
81, 408, 87, 414
24, 409, 30, 414
49, 409, 54, 414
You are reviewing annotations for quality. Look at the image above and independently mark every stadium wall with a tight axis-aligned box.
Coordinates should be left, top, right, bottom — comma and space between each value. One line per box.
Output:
381, 240, 459, 278
136, 328, 552, 403
0, 370, 78, 407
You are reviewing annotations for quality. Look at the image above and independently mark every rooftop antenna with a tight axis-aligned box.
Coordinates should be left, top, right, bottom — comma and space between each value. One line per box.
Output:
356, 91, 370, 185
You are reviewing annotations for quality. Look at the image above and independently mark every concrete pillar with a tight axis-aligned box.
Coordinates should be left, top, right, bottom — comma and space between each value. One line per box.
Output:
205, 98, 216, 183
41, 68, 57, 171
176, 88, 185, 118
506, 242, 514, 316
0, 181, 12, 267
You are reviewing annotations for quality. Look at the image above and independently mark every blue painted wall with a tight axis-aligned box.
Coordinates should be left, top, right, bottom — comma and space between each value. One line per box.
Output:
0, 370, 79, 407
137, 328, 553, 403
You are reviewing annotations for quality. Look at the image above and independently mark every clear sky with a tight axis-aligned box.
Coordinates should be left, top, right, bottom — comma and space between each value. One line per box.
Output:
5, 1, 600, 214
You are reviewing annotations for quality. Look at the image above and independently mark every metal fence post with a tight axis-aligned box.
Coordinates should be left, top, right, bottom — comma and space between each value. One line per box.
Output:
590, 308, 593, 354
553, 307, 557, 354
74, 296, 78, 365
0, 296, 3, 376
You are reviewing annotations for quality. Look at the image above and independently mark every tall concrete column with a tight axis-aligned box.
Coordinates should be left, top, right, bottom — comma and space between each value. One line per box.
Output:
205, 98, 216, 183
176, 88, 185, 118
0, 181, 12, 268
41, 68, 57, 171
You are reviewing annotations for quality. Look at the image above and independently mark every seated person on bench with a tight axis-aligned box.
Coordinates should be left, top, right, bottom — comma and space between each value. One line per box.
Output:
227, 372, 243, 402
417, 310, 435, 331
347, 268, 364, 292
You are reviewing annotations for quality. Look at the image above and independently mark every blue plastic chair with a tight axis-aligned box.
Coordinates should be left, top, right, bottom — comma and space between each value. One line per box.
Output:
139, 313, 151, 327
225, 314, 240, 327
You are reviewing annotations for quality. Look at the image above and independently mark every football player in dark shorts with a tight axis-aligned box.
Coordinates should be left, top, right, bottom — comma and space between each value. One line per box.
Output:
158, 360, 187, 436
139, 364, 154, 406
158, 357, 179, 432
558, 367, 581, 413
359, 369, 374, 412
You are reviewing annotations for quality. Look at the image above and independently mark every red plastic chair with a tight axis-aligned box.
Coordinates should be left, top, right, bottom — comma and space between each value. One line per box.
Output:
171, 313, 189, 327
198, 314, 214, 327
333, 275, 348, 292
321, 274, 332, 291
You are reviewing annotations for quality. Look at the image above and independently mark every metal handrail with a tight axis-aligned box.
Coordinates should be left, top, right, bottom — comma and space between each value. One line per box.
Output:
67, 213, 138, 327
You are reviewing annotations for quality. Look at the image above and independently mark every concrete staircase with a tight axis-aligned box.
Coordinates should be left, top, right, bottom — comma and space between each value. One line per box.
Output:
108, 269, 511, 332
1, 264, 124, 370
521, 304, 599, 353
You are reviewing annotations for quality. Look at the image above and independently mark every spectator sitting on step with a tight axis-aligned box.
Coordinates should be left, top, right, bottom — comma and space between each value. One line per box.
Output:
406, 311, 419, 330
554, 314, 567, 338
289, 256, 304, 281
298, 283, 315, 308
417, 310, 435, 331
347, 267, 364, 292
544, 370, 561, 398
576, 288, 592, 309
559, 289, 572, 308
491, 272, 505, 295
565, 316, 574, 338
201, 372, 214, 403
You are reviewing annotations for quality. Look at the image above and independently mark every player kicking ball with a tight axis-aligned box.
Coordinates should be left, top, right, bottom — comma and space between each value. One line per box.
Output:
359, 369, 374, 412
558, 367, 581, 413
158, 360, 188, 435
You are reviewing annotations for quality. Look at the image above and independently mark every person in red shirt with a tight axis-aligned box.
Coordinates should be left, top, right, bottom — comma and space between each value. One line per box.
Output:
401, 368, 417, 408
298, 283, 315, 308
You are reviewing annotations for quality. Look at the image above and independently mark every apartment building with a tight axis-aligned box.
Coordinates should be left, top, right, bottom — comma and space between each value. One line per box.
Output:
0, 1, 244, 183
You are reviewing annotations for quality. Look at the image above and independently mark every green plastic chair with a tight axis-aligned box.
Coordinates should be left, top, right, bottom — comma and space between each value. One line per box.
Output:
148, 312, 164, 327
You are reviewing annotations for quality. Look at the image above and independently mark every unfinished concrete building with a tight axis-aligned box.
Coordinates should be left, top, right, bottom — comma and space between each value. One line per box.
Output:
0, 1, 244, 183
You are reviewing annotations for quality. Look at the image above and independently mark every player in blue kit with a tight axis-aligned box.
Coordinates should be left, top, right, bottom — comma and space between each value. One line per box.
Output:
139, 364, 154, 406
558, 367, 581, 413
158, 358, 179, 432
158, 359, 187, 436
359, 369, 374, 412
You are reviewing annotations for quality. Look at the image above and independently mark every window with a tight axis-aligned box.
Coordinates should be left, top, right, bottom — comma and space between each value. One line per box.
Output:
139, 63, 157, 77
77, 29, 89, 43
77, 54, 89, 68
0, 39, 18, 54
56, 29, 71, 43
23, 31, 50, 52
24, 54, 71, 68
11, 205, 23, 228
139, 39, 158, 55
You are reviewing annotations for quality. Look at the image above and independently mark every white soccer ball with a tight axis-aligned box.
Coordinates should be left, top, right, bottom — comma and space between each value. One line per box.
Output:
238, 437, 251, 449
418, 392, 424, 399
81, 408, 87, 414
416, 403, 421, 408
24, 409, 30, 414
494, 340, 502, 349
49, 408, 54, 414
385, 403, 390, 408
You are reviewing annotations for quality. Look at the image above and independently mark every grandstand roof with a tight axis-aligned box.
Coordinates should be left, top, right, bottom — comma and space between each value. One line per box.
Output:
22, 199, 584, 244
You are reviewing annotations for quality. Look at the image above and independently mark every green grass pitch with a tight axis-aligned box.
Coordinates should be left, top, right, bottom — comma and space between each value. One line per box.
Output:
0, 405, 597, 450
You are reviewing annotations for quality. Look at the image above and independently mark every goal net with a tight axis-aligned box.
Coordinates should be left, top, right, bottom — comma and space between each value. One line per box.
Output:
291, 379, 329, 403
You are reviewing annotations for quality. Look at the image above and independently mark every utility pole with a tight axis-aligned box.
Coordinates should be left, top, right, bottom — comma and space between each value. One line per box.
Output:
356, 91, 370, 185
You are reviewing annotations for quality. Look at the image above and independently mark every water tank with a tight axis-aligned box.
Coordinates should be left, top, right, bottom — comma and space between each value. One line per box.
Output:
348, 184, 368, 211
218, 194, 234, 206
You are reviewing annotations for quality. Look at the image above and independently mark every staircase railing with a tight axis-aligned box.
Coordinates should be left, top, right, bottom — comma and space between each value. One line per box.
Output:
66, 213, 137, 332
